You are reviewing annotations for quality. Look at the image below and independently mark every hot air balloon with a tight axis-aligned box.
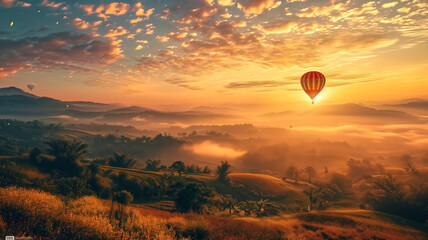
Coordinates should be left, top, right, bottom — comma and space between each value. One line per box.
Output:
56, 21, 59, 24
9, 21, 13, 26
37, 9, 40, 13
27, 83, 36, 91
300, 71, 326, 104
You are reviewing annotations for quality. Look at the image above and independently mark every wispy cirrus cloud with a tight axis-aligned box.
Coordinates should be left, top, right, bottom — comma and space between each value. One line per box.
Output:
225, 80, 291, 89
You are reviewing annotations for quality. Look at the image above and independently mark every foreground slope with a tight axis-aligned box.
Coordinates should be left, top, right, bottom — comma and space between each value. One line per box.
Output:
1, 187, 426, 240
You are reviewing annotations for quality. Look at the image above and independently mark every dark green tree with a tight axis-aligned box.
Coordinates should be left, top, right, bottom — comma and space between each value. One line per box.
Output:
170, 161, 185, 173
112, 190, 134, 227
109, 152, 136, 168
45, 138, 88, 176
175, 183, 213, 213
216, 161, 232, 183
145, 159, 161, 171
29, 147, 42, 164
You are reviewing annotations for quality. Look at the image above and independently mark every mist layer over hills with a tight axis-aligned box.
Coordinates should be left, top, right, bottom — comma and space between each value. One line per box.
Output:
1, 87, 427, 174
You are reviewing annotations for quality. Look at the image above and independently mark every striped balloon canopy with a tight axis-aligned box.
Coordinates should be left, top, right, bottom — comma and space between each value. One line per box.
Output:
300, 71, 325, 104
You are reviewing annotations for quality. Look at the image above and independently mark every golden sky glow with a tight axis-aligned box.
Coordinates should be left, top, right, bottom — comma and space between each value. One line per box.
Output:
0, 0, 427, 112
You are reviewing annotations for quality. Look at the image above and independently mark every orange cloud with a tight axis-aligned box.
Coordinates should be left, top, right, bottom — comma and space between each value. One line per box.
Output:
104, 2, 129, 15
218, 0, 235, 6
382, 2, 398, 8
0, 0, 14, 7
69, 18, 102, 30
133, 3, 154, 20
239, 0, 282, 16
146, 24, 155, 35
41, 0, 62, 8
130, 17, 143, 24
105, 26, 128, 38
81, 2, 130, 19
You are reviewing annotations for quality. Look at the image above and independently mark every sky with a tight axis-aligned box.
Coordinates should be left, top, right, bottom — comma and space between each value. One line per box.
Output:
0, 0, 427, 112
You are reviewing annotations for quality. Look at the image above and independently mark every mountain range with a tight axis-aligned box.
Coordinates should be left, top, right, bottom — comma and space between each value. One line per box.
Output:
0, 87, 426, 126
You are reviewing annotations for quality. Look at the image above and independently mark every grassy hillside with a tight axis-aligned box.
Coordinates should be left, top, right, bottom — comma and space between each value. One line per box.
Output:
1, 187, 426, 240
98, 165, 310, 212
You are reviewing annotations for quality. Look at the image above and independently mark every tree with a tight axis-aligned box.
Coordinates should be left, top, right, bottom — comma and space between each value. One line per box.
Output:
145, 159, 161, 171
174, 183, 213, 213
202, 166, 211, 174
29, 147, 41, 164
365, 175, 428, 223
45, 138, 88, 176
304, 186, 339, 211
114, 190, 134, 208
54, 177, 92, 198
304, 166, 316, 183
109, 152, 136, 168
169, 161, 186, 173
112, 190, 134, 228
285, 166, 299, 183
216, 161, 232, 183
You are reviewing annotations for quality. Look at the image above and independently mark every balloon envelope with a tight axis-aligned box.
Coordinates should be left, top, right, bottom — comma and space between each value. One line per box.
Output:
27, 83, 36, 91
300, 71, 325, 101
9, 21, 13, 26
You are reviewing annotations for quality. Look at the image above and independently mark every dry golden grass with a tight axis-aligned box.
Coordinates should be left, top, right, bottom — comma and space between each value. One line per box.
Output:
1, 187, 426, 240
229, 173, 309, 197
0, 187, 178, 239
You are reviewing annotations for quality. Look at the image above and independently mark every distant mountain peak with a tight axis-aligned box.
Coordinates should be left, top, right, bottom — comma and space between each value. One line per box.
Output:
0, 86, 37, 98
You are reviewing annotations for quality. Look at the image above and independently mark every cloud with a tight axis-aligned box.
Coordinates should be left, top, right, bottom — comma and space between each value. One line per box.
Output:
0, 0, 14, 7
69, 18, 102, 30
81, 2, 130, 19
170, 0, 219, 24
145, 24, 155, 35
218, 0, 235, 6
156, 32, 188, 42
16, 1, 30, 7
41, 0, 63, 8
382, 2, 398, 8
225, 80, 290, 89
133, 3, 154, 20
297, 1, 349, 18
159, 8, 170, 19
0, 0, 31, 7
238, 0, 282, 16
81, 4, 94, 14
0, 32, 122, 78
104, 2, 129, 15
104, 26, 128, 38
130, 17, 143, 24
262, 21, 298, 33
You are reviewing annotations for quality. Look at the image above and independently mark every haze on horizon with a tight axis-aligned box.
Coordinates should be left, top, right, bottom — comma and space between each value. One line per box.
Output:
0, 0, 427, 112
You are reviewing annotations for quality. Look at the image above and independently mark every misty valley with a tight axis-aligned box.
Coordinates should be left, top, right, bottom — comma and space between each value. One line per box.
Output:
0, 87, 427, 239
